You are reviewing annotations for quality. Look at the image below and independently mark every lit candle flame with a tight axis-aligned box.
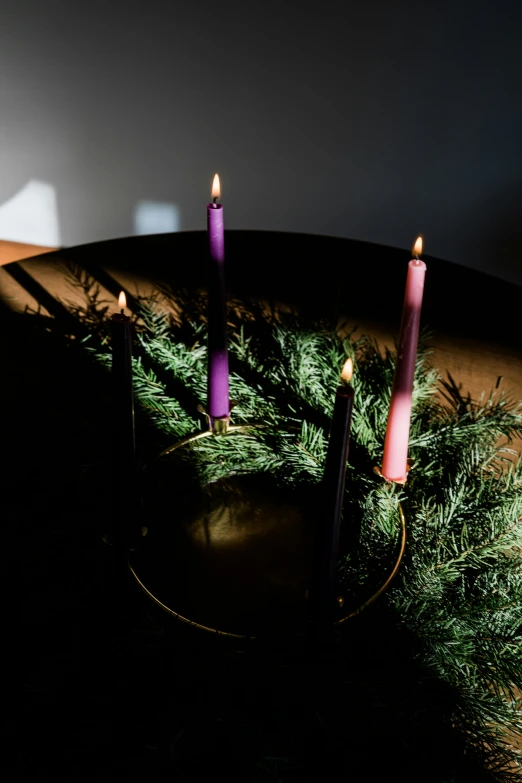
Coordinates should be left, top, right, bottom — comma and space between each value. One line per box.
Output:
412, 236, 423, 257
118, 291, 126, 310
341, 357, 353, 383
211, 173, 221, 200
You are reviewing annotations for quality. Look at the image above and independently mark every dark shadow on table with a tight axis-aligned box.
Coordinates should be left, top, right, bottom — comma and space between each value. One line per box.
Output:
57, 230, 522, 351
6, 232, 518, 781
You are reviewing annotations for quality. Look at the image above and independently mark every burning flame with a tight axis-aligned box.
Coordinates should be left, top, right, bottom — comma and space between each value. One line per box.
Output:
341, 357, 353, 383
118, 291, 126, 310
412, 236, 423, 257
211, 173, 221, 200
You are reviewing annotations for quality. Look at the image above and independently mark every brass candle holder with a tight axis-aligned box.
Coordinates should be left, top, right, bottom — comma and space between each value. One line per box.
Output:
124, 425, 407, 642
196, 400, 240, 436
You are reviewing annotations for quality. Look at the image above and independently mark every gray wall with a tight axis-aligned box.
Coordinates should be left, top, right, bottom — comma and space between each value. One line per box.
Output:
1, 0, 521, 284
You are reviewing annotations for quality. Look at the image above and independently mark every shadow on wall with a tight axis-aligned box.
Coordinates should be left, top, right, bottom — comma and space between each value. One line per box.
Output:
0, 181, 182, 247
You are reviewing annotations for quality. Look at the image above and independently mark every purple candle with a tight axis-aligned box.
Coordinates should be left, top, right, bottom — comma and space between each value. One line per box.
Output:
207, 173, 230, 431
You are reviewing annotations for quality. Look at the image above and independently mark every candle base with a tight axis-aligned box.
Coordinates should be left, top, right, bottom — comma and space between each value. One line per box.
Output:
127, 428, 407, 644
373, 459, 413, 485
212, 416, 230, 435
197, 400, 239, 434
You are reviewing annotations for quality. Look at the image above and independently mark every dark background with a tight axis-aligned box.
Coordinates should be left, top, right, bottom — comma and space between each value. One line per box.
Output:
1, 0, 521, 284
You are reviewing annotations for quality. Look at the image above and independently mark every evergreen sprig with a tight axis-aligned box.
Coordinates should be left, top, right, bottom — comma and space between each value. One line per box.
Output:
64, 268, 522, 780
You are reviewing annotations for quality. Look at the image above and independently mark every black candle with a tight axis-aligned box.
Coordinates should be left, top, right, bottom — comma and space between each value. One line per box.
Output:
309, 358, 354, 632
111, 291, 136, 565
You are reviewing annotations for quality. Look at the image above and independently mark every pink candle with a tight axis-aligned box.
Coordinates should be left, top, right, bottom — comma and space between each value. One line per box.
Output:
381, 237, 427, 483
206, 173, 230, 428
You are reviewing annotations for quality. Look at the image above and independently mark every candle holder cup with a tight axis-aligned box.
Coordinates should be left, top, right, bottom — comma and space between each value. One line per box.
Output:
373, 457, 414, 485
197, 400, 240, 435
127, 425, 406, 646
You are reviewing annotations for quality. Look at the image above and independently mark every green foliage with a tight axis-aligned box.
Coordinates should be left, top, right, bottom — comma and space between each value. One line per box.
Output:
67, 268, 522, 780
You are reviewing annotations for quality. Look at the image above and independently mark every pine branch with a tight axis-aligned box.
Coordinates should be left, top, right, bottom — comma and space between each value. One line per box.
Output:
75, 289, 522, 779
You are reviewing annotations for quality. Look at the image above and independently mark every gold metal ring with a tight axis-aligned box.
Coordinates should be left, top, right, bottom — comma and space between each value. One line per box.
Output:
158, 423, 300, 458
130, 428, 407, 639
128, 562, 249, 639
336, 501, 406, 623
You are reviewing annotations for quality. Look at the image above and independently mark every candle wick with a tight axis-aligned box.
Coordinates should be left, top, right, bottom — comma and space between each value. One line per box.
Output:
213, 197, 218, 206
120, 308, 124, 315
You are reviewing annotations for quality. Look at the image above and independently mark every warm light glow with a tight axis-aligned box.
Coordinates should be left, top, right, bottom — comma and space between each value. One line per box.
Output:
413, 236, 423, 257
341, 358, 353, 383
118, 291, 126, 310
211, 173, 221, 200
